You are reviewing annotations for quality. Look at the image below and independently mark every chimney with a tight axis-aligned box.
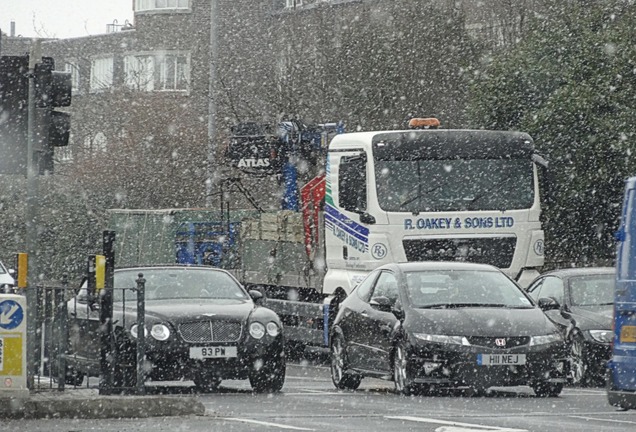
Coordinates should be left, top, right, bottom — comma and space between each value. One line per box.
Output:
10, 21, 15, 37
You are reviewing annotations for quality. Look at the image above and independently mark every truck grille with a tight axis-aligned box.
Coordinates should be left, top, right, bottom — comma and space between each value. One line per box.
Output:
178, 321, 242, 343
402, 237, 516, 269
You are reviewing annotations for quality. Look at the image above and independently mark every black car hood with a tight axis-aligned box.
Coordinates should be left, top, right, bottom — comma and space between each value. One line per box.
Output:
408, 307, 557, 336
124, 299, 254, 323
569, 305, 613, 330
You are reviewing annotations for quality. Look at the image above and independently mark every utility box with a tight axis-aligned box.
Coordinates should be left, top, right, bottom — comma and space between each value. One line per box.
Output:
0, 294, 28, 397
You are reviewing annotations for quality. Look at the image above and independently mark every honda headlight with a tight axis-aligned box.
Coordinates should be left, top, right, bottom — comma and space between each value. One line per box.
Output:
151, 324, 171, 341
249, 322, 266, 339
529, 333, 562, 346
414, 333, 471, 346
588, 330, 613, 344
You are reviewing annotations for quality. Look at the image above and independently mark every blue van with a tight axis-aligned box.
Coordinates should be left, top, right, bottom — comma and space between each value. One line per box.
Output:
608, 176, 636, 410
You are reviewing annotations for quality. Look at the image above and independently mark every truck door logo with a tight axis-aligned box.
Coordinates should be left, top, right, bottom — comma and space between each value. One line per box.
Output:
371, 243, 388, 260
533, 239, 544, 256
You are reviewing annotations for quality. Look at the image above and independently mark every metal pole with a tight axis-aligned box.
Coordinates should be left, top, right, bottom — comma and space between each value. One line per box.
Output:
57, 273, 68, 390
25, 40, 42, 390
135, 274, 145, 395
206, 0, 219, 207
99, 231, 116, 395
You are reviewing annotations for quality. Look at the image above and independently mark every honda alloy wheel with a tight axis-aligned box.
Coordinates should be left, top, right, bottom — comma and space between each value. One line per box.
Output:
569, 332, 587, 386
393, 341, 415, 396
330, 334, 361, 390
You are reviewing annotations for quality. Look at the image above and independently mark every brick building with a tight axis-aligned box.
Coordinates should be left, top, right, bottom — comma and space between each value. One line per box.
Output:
1, 0, 535, 209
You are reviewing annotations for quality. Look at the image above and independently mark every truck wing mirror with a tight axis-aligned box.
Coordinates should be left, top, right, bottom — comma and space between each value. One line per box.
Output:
359, 212, 376, 225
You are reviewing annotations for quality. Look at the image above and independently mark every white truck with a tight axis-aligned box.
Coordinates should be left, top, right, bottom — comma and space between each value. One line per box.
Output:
109, 118, 548, 353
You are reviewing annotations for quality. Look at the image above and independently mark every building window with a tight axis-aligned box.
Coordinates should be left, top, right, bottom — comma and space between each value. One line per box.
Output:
135, 0, 189, 12
90, 57, 113, 93
65, 61, 80, 94
124, 52, 189, 92
286, 0, 303, 7
58, 146, 73, 162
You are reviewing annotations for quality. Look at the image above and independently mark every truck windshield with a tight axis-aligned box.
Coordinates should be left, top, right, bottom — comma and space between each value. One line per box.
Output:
375, 158, 534, 212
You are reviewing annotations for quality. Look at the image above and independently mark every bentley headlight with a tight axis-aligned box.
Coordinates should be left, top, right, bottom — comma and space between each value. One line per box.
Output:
130, 324, 148, 339
266, 321, 280, 337
151, 324, 171, 341
588, 330, 613, 343
529, 333, 562, 346
249, 322, 266, 339
414, 333, 470, 346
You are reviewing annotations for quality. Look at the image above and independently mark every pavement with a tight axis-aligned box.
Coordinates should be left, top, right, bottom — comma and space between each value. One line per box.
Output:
0, 387, 205, 419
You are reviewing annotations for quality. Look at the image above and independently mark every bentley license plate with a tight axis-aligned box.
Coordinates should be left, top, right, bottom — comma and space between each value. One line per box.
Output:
620, 325, 636, 343
190, 346, 237, 359
477, 354, 526, 366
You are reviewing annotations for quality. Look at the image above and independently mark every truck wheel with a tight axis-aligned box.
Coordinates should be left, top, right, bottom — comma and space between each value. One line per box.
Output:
64, 366, 85, 387
250, 355, 286, 393
330, 334, 361, 390
285, 341, 306, 361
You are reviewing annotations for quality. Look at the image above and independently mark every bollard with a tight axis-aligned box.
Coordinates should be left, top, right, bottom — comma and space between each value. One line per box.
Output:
136, 273, 146, 395
0, 294, 29, 397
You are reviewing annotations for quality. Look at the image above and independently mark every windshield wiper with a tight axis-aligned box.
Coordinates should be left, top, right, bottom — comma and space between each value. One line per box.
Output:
418, 303, 451, 309
399, 185, 441, 213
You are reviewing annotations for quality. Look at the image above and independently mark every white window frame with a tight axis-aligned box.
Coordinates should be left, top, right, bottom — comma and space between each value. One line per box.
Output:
124, 51, 190, 93
286, 0, 303, 7
124, 55, 155, 91
64, 60, 80, 94
135, 0, 189, 12
90, 57, 114, 93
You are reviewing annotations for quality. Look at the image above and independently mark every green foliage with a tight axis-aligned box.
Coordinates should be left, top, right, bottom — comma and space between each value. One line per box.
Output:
469, 0, 636, 266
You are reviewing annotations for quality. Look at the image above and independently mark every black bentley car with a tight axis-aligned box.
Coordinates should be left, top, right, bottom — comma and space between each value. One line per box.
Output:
330, 262, 569, 397
66, 265, 285, 393
526, 267, 614, 386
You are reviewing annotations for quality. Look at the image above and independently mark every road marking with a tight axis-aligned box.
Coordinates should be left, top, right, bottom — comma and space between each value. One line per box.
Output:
222, 417, 315, 430
386, 416, 527, 431
569, 415, 636, 425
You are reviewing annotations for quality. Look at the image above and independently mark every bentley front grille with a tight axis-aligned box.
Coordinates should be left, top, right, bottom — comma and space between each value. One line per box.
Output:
178, 321, 242, 343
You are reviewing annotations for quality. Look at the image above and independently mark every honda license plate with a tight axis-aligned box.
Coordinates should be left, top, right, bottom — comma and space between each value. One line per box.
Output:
190, 346, 237, 359
477, 354, 526, 366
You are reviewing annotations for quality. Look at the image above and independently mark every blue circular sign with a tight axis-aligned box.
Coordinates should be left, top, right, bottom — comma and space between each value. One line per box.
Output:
0, 300, 24, 330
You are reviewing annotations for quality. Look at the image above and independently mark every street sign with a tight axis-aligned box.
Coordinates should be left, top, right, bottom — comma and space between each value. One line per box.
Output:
0, 299, 24, 330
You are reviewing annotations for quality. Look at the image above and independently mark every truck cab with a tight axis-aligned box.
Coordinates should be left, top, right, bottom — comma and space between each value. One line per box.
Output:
608, 176, 636, 410
323, 124, 547, 298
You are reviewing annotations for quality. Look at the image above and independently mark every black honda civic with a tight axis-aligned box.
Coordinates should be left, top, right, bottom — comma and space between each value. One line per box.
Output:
66, 265, 285, 393
330, 262, 569, 396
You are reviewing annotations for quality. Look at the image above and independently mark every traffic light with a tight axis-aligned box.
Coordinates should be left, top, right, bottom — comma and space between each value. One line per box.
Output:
0, 55, 71, 175
0, 55, 29, 175
34, 57, 72, 174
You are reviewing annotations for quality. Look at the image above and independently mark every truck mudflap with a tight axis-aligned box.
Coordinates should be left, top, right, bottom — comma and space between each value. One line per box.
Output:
263, 298, 332, 347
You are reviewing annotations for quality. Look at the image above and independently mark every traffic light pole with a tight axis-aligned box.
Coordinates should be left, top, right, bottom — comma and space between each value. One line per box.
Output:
25, 41, 42, 390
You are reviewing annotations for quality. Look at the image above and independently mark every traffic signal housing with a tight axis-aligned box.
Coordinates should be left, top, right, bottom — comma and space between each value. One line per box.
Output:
35, 57, 72, 174
0, 55, 29, 175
